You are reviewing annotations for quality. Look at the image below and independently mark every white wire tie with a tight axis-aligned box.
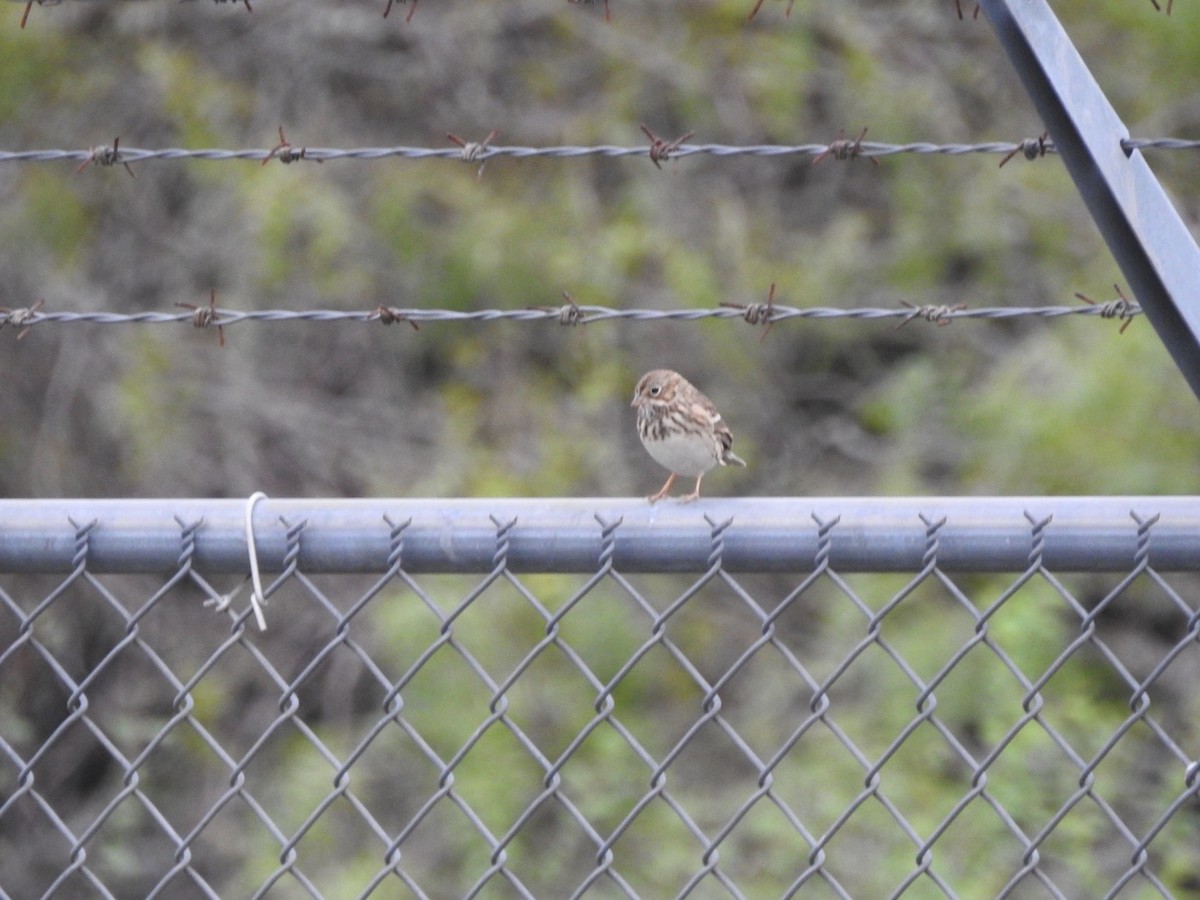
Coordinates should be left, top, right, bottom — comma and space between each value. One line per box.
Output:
244, 491, 269, 631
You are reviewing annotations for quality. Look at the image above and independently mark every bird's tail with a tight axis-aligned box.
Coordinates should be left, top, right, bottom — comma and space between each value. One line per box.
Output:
723, 450, 747, 468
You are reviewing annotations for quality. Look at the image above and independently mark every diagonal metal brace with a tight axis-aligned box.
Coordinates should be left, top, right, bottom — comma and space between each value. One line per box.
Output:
980, 0, 1200, 401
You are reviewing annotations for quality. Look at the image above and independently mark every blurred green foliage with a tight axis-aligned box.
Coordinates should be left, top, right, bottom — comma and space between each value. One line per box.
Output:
0, 0, 1198, 896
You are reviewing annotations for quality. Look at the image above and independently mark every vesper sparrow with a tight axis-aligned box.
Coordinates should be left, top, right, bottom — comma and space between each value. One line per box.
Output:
632, 369, 747, 502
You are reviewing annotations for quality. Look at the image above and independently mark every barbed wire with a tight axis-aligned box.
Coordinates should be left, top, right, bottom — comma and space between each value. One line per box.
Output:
6, 0, 1177, 28
9, 136, 1200, 173
0, 294, 1144, 342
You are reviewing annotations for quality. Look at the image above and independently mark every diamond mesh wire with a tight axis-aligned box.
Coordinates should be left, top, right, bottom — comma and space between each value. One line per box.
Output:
0, 506, 1198, 898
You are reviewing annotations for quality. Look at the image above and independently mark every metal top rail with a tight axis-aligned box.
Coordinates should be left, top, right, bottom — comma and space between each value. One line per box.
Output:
0, 497, 1197, 574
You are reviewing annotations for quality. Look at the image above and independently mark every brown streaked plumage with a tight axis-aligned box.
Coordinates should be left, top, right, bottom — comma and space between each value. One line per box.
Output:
631, 369, 746, 503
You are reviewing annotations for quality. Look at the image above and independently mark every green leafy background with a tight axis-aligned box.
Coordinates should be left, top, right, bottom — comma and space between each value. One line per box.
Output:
0, 1, 1198, 896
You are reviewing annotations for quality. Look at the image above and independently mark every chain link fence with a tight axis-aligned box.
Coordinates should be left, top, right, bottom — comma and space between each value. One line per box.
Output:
1, 498, 1198, 898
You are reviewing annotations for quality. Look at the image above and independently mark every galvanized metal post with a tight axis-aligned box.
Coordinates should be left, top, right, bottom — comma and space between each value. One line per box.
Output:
980, 0, 1200, 401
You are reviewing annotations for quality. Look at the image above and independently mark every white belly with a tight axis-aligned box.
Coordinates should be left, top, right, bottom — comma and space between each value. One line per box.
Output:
642, 431, 718, 477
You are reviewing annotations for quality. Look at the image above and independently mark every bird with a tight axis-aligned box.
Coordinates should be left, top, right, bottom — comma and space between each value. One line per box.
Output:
631, 369, 746, 503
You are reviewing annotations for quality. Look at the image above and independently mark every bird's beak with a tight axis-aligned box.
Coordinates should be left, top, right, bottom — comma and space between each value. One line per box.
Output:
630, 394, 640, 408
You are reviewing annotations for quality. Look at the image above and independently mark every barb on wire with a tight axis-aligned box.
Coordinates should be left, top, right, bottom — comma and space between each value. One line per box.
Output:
1148, 0, 1174, 13
721, 282, 778, 342
176, 289, 226, 346
568, 0, 611, 22
1075, 284, 1138, 334
0, 298, 44, 340
446, 129, 497, 179
641, 124, 694, 170
813, 128, 879, 167
20, 0, 44, 29
262, 126, 320, 166
382, 0, 417, 23
747, 0, 796, 21
955, 0, 980, 20
528, 292, 584, 326
76, 137, 135, 179
896, 300, 968, 329
369, 305, 420, 330
999, 132, 1052, 168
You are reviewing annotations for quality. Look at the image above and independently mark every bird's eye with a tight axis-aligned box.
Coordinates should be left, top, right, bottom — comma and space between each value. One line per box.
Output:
649, 385, 662, 396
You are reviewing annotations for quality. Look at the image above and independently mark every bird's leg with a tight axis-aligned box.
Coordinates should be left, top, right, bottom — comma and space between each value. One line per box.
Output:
678, 474, 704, 503
647, 472, 677, 503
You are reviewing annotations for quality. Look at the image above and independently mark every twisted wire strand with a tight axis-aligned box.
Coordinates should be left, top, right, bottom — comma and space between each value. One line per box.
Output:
0, 302, 1143, 330
4, 138, 1199, 167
